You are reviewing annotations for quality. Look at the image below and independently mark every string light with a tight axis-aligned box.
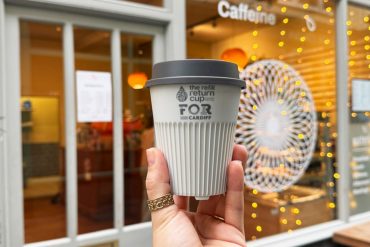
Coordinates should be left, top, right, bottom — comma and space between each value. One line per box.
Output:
328, 202, 336, 209
280, 207, 286, 213
256, 5, 262, 11
301, 27, 307, 32
350, 51, 356, 56
346, 20, 352, 26
324, 39, 330, 45
364, 35, 370, 41
281, 219, 288, 224
334, 173, 341, 179
278, 41, 285, 47
350, 40, 356, 46
297, 47, 303, 53
325, 7, 332, 13
252, 202, 258, 208
252, 43, 259, 49
302, 3, 309, 9
300, 36, 306, 42
281, 6, 287, 13
364, 16, 369, 23
347, 30, 352, 36
251, 213, 257, 219
280, 30, 286, 36
252, 30, 258, 37
256, 225, 262, 232
329, 18, 334, 24
365, 45, 370, 50
283, 18, 289, 24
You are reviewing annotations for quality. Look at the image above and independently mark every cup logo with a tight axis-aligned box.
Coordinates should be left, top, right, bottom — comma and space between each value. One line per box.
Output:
176, 86, 188, 102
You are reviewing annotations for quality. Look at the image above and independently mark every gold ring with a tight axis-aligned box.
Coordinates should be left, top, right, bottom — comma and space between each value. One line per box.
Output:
147, 193, 174, 212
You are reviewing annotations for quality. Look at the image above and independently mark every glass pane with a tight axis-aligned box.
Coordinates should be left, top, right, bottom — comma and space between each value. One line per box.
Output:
121, 33, 153, 225
74, 27, 114, 233
121, 0, 163, 7
20, 21, 66, 243
348, 5, 370, 216
187, 0, 337, 240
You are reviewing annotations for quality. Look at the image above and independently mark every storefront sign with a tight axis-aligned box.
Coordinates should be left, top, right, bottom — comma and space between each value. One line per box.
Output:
352, 79, 370, 111
350, 123, 370, 215
218, 0, 276, 26
76, 71, 112, 123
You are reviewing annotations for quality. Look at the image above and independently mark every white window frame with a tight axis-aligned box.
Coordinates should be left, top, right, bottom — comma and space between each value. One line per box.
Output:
1, 0, 370, 247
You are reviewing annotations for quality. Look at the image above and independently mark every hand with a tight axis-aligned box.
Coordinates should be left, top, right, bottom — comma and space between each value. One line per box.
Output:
145, 144, 248, 247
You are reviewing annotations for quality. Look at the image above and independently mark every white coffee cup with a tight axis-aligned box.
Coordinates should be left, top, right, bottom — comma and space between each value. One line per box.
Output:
146, 60, 244, 200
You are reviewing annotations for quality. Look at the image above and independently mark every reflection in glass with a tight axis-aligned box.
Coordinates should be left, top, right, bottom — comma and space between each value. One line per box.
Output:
21, 21, 66, 243
123, 0, 163, 7
74, 27, 114, 233
121, 34, 153, 225
347, 5, 370, 216
187, 0, 337, 240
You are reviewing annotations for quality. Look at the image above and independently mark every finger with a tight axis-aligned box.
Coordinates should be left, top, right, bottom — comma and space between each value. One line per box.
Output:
224, 160, 245, 233
196, 195, 222, 216
174, 195, 189, 210
145, 148, 178, 227
232, 144, 248, 169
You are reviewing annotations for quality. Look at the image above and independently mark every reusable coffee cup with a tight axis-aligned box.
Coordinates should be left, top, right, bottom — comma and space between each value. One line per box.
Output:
146, 59, 245, 200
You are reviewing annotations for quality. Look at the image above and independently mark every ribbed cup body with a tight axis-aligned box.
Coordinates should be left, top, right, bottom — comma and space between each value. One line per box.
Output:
155, 122, 236, 198
150, 84, 241, 199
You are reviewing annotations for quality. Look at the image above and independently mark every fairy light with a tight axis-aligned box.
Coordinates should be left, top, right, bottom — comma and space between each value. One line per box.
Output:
252, 105, 258, 110
252, 189, 258, 195
334, 173, 341, 179
256, 5, 262, 11
283, 18, 289, 24
280, 30, 286, 36
252, 202, 258, 208
298, 133, 304, 139
328, 202, 336, 209
251, 236, 257, 240
256, 225, 262, 232
296, 219, 302, 226
251, 213, 257, 219
300, 36, 306, 42
350, 40, 356, 46
251, 55, 257, 61
295, 80, 301, 86
303, 3, 309, 9
349, 60, 355, 66
292, 208, 300, 214
281, 6, 287, 13
280, 207, 286, 213
346, 20, 352, 26
326, 7, 332, 13
278, 41, 285, 47
252, 30, 258, 37
350, 51, 356, 56
252, 43, 259, 49
367, 54, 370, 60
281, 218, 288, 224
327, 152, 333, 158
364, 16, 369, 22
365, 45, 370, 50
347, 30, 352, 36
364, 35, 370, 41
329, 18, 334, 24
324, 39, 330, 45
301, 27, 307, 32
297, 47, 303, 53
351, 112, 357, 118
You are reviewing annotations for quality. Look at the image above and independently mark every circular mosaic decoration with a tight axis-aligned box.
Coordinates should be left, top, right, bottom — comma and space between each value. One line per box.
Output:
236, 60, 317, 193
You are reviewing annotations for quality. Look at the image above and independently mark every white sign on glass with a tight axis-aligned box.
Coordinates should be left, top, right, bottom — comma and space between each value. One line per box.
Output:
76, 71, 112, 123
352, 79, 370, 112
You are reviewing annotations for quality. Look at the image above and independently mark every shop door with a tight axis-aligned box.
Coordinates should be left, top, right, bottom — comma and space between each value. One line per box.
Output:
4, 5, 165, 247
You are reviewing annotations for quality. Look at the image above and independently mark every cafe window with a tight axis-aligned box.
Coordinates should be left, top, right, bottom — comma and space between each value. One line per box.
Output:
187, 0, 337, 240
347, 4, 370, 216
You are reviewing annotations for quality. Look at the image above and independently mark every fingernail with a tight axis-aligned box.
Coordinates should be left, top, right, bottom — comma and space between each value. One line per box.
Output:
146, 148, 156, 166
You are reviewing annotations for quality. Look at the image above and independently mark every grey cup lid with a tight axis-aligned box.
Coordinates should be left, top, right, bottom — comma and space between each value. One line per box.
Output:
146, 59, 245, 88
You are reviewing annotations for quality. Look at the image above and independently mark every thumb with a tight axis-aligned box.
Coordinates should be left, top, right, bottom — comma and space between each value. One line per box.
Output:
146, 148, 178, 227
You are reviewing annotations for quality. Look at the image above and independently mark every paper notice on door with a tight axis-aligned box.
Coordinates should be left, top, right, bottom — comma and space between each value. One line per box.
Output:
76, 71, 112, 122
352, 79, 370, 112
